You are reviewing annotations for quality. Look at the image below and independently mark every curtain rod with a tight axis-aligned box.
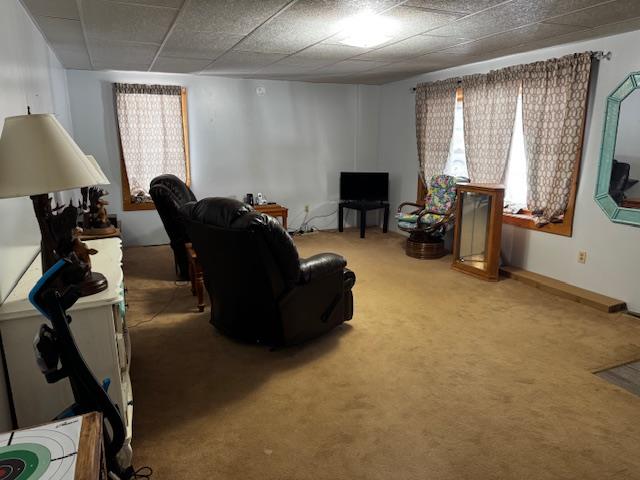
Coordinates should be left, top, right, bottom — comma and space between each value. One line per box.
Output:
410, 50, 612, 92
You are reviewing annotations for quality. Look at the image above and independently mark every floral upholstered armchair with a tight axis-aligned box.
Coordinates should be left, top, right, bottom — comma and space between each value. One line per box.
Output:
396, 174, 459, 259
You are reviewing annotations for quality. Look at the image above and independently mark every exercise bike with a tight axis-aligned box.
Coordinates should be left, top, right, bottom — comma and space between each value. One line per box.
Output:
29, 258, 150, 479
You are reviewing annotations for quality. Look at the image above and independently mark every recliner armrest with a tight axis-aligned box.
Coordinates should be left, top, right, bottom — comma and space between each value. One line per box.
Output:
299, 253, 346, 284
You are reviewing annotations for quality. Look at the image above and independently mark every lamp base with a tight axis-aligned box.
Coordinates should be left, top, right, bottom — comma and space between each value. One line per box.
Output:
78, 271, 108, 297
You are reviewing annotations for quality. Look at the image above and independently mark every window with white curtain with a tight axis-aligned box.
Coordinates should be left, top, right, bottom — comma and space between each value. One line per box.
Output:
114, 83, 190, 210
503, 90, 528, 211
444, 88, 528, 211
443, 92, 469, 179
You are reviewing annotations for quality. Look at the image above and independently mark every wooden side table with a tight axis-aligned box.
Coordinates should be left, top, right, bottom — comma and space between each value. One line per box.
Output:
185, 243, 205, 312
254, 203, 288, 229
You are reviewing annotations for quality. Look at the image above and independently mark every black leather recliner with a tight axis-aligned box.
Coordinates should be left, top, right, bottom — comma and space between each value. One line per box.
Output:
180, 197, 356, 346
149, 174, 197, 280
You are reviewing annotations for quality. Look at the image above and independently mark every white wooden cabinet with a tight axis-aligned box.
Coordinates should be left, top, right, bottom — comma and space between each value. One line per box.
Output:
0, 238, 132, 443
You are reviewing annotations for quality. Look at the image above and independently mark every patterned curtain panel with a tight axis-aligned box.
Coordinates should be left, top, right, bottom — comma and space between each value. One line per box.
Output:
462, 68, 520, 183
522, 52, 592, 223
114, 83, 187, 199
415, 79, 458, 184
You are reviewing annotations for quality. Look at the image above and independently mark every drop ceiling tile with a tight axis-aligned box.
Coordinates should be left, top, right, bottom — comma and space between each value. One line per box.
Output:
22, 0, 80, 19
162, 28, 243, 59
316, 59, 389, 75
545, 0, 640, 28
176, 0, 290, 36
404, 0, 506, 15
55, 48, 92, 70
382, 6, 462, 37
103, 0, 184, 7
271, 56, 338, 68
92, 62, 148, 71
355, 34, 467, 60
586, 15, 640, 36
35, 16, 85, 50
526, 16, 640, 51
254, 62, 323, 76
441, 22, 586, 55
296, 43, 368, 61
88, 38, 158, 66
238, 0, 399, 54
426, 0, 607, 39
81, 0, 177, 44
202, 52, 287, 75
327, 5, 460, 47
151, 56, 212, 73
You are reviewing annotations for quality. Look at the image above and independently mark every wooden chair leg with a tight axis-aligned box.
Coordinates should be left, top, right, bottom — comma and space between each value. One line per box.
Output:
195, 262, 205, 312
188, 257, 196, 296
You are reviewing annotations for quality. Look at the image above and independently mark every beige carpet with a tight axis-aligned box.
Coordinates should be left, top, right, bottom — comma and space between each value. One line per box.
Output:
123, 230, 640, 480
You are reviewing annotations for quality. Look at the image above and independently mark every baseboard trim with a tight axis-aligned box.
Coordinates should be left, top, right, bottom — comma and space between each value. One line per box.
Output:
500, 266, 627, 313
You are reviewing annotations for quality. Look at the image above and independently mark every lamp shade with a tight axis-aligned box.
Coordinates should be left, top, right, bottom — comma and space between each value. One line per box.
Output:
0, 114, 107, 198
86, 155, 110, 185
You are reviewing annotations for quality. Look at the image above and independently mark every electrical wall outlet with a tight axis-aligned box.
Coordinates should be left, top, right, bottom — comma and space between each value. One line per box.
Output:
304, 205, 309, 213
577, 251, 587, 264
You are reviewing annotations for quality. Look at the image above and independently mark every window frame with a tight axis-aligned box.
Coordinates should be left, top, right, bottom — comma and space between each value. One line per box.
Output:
117, 86, 191, 212
421, 86, 587, 237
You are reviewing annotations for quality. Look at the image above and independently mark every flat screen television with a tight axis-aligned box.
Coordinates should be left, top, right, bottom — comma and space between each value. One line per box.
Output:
340, 172, 389, 202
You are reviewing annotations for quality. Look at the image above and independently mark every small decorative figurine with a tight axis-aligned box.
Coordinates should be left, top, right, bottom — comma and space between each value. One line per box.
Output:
71, 227, 98, 268
81, 187, 117, 236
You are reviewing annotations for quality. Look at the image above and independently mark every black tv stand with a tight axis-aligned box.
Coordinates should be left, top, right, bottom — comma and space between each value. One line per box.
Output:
338, 200, 389, 239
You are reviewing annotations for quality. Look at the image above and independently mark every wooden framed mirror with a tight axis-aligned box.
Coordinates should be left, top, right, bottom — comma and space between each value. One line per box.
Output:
595, 72, 640, 226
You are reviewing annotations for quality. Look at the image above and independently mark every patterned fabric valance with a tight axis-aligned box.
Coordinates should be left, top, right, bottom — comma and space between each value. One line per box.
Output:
114, 83, 182, 96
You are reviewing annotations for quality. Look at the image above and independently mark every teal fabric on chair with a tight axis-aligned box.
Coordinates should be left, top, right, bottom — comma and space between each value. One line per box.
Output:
396, 174, 459, 259
396, 175, 458, 230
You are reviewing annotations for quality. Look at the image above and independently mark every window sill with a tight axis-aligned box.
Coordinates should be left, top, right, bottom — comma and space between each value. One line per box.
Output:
123, 201, 156, 212
502, 212, 572, 237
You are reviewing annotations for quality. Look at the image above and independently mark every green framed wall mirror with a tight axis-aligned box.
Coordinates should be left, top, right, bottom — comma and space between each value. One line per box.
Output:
595, 72, 640, 226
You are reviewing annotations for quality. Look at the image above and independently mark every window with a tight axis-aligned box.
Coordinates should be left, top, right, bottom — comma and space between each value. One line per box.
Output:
445, 88, 527, 207
503, 89, 527, 211
444, 90, 469, 179
442, 87, 580, 236
114, 83, 190, 211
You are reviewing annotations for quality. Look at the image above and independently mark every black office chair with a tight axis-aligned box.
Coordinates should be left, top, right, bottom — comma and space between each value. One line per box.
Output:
149, 174, 196, 280
180, 198, 356, 346
610, 159, 638, 204
30, 259, 150, 479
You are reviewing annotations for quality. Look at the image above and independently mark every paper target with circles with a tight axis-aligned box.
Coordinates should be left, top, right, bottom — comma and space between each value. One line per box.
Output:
0, 417, 82, 480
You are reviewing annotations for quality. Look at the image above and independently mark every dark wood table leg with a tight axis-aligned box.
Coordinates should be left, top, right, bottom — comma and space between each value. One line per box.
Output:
338, 204, 344, 232
383, 204, 389, 233
186, 243, 196, 296
360, 207, 366, 239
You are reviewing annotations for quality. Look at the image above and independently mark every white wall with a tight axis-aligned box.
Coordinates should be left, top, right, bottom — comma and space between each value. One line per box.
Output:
378, 30, 640, 312
66, 71, 382, 245
0, 0, 74, 430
